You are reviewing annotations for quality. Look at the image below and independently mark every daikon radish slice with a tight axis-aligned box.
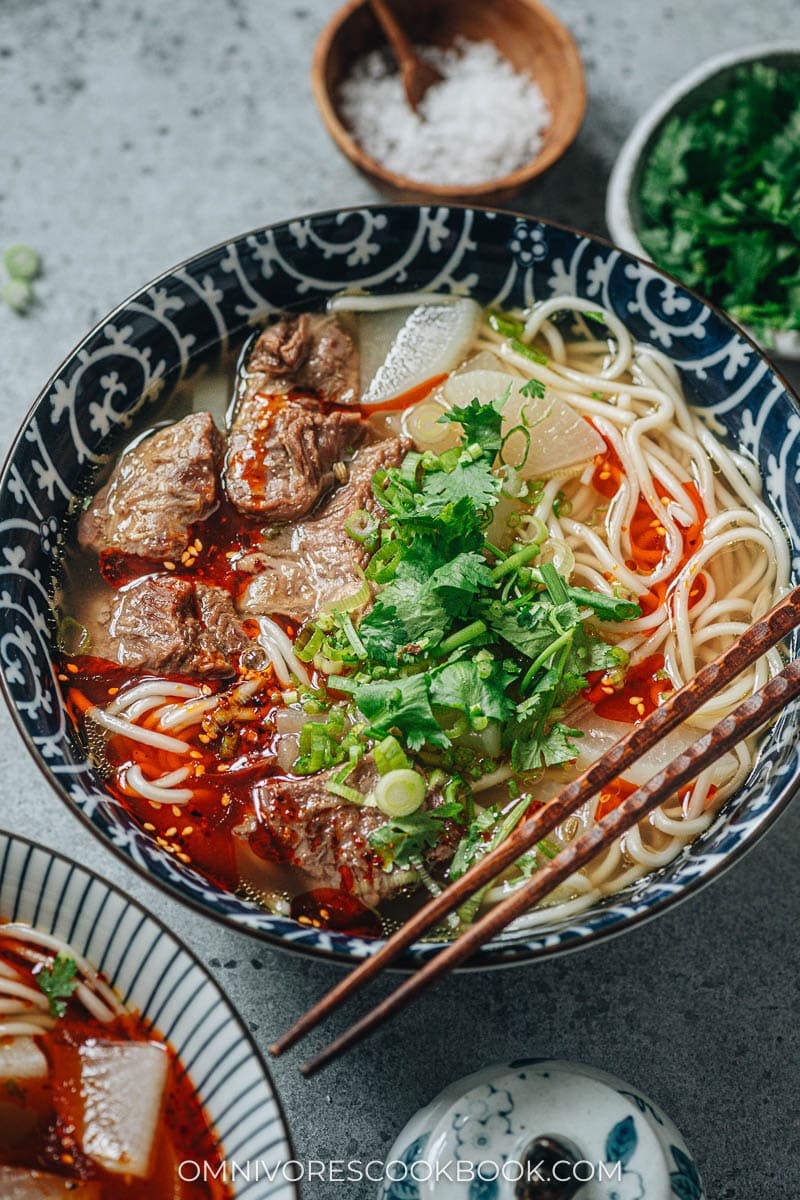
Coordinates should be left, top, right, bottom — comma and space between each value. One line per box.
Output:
361, 300, 482, 407
568, 709, 736, 787
0, 1167, 102, 1198
78, 1039, 169, 1178
443, 369, 605, 478
0, 1036, 48, 1081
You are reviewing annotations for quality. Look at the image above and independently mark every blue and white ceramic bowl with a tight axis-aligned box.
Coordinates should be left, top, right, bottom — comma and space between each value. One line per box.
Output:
0, 829, 297, 1199
380, 1059, 705, 1199
0, 205, 798, 967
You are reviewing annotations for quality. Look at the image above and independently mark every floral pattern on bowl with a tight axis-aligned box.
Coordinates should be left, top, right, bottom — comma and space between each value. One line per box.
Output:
379, 1059, 705, 1199
0, 204, 798, 966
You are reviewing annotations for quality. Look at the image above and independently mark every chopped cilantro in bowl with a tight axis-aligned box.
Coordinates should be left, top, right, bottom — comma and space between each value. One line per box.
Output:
607, 47, 800, 351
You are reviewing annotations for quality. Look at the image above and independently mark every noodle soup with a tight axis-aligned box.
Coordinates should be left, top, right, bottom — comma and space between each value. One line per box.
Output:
0, 922, 231, 1197
55, 296, 789, 939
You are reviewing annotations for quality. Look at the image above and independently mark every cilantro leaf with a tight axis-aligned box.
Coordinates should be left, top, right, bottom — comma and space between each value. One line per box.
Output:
37, 955, 78, 1018
358, 571, 450, 662
638, 63, 800, 335
442, 397, 505, 455
424, 456, 501, 513
429, 659, 516, 725
519, 378, 546, 400
430, 552, 494, 616
369, 801, 464, 870
449, 805, 501, 878
354, 674, 449, 751
512, 720, 583, 772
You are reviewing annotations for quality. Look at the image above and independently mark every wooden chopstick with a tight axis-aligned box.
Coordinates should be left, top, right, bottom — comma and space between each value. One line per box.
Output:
300, 654, 800, 1075
270, 583, 800, 1060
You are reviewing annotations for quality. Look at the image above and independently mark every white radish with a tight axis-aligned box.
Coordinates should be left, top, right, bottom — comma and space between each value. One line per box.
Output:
361, 300, 482, 406
0, 1167, 102, 1198
443, 368, 605, 478
0, 1036, 48, 1081
77, 1039, 169, 1178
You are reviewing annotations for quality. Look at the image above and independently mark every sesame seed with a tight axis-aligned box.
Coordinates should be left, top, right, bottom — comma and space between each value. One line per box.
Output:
66, 663, 79, 674
189, 750, 203, 759
194, 764, 206, 777
108, 686, 119, 695
182, 825, 194, 836
171, 805, 182, 817
143, 822, 156, 832
194, 539, 203, 551
58, 673, 68, 682
221, 793, 231, 807
163, 561, 176, 570
165, 826, 177, 838
629, 696, 644, 705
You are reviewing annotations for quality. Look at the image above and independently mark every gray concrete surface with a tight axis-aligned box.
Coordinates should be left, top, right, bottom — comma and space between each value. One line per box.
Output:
1, 1, 799, 1195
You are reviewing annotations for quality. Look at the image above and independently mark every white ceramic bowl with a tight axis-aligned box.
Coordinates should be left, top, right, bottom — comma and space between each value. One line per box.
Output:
0, 830, 297, 1199
606, 42, 800, 360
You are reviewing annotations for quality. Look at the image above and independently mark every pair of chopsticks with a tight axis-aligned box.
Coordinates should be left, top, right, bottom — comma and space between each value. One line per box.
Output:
271, 585, 800, 1076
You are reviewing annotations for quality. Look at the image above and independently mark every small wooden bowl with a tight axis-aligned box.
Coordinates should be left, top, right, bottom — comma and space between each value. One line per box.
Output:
312, 0, 586, 206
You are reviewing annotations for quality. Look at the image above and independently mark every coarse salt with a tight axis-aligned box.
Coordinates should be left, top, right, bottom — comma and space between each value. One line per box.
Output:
338, 38, 550, 187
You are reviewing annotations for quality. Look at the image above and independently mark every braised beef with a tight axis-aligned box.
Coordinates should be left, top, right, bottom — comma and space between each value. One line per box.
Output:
224, 313, 365, 520
252, 758, 456, 907
78, 412, 223, 562
238, 436, 411, 618
245, 313, 360, 401
97, 576, 249, 677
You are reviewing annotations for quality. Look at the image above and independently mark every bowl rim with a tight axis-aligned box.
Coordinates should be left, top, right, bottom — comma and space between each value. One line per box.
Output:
2, 201, 800, 970
0, 826, 300, 1197
605, 40, 800, 355
310, 0, 587, 198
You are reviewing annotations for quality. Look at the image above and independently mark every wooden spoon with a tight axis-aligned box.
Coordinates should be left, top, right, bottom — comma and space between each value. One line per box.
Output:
368, 0, 443, 112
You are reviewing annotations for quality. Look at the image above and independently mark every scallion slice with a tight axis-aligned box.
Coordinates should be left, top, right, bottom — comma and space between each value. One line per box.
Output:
322, 572, 370, 615
374, 768, 425, 818
345, 509, 378, 546
2, 278, 33, 314
4, 244, 41, 281
374, 735, 409, 776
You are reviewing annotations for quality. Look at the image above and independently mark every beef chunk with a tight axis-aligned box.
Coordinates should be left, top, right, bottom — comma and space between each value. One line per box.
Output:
238, 436, 411, 619
78, 413, 223, 562
224, 395, 365, 521
224, 313, 365, 520
245, 313, 359, 401
98, 576, 249, 677
252, 758, 455, 907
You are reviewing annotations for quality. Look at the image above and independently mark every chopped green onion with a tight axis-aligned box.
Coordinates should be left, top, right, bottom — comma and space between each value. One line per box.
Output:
4, 244, 41, 281
340, 611, 367, 659
345, 509, 379, 546
490, 541, 540, 582
322, 572, 370, 614
509, 337, 548, 365
487, 310, 525, 339
436, 619, 487, 657
553, 491, 573, 517
326, 779, 366, 805
374, 769, 426, 818
56, 616, 90, 655
400, 451, 423, 487
295, 625, 324, 663
518, 514, 548, 546
2, 278, 33, 314
374, 735, 409, 776
365, 539, 402, 583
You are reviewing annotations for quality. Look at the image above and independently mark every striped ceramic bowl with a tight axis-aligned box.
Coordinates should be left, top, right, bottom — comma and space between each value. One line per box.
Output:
0, 829, 297, 1200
